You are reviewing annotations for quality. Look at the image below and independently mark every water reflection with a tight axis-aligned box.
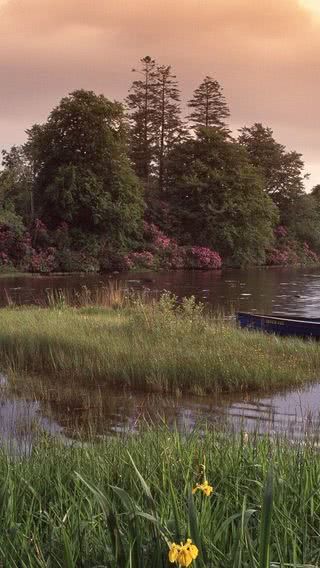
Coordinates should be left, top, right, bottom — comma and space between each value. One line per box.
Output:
2, 266, 320, 316
2, 375, 320, 454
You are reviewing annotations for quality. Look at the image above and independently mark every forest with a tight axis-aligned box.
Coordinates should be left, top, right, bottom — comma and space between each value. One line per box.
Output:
0, 55, 319, 274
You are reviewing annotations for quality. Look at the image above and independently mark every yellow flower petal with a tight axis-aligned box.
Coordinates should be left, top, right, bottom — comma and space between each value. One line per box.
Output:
188, 544, 199, 560
168, 543, 180, 563
177, 549, 193, 566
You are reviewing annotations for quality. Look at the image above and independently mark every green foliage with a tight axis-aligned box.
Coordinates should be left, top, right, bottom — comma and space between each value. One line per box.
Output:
126, 56, 158, 183
0, 74, 317, 271
284, 194, 320, 252
0, 208, 25, 234
27, 89, 144, 247
0, 145, 35, 224
166, 127, 278, 266
127, 57, 185, 191
187, 75, 230, 130
238, 123, 306, 216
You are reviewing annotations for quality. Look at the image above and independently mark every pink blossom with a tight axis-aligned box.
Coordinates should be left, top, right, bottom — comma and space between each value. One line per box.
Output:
189, 247, 222, 269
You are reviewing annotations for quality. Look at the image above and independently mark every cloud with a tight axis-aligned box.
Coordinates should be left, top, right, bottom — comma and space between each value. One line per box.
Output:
0, 0, 319, 186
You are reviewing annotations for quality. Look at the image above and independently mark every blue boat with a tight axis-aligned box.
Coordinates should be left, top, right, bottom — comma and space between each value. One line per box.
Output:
236, 312, 320, 338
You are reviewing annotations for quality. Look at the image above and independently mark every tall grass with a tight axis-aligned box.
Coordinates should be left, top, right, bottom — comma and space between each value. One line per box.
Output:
0, 292, 319, 393
0, 430, 319, 566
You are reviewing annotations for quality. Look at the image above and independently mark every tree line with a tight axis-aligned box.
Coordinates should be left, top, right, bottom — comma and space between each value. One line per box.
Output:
0, 55, 319, 273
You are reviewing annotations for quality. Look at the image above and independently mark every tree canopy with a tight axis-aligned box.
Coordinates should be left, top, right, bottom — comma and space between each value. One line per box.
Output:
26, 90, 144, 246
238, 123, 306, 215
0, 58, 318, 274
187, 76, 230, 130
166, 128, 278, 266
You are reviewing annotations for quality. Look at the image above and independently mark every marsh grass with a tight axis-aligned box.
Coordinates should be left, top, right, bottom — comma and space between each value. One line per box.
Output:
0, 292, 319, 394
0, 429, 319, 567
44, 281, 137, 310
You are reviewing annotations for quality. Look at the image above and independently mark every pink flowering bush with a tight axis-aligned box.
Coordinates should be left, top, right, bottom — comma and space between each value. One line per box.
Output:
266, 247, 290, 266
28, 247, 57, 273
267, 224, 320, 267
124, 251, 155, 270
167, 246, 187, 269
187, 246, 222, 269
303, 242, 319, 263
143, 222, 173, 249
142, 222, 222, 270
266, 242, 319, 266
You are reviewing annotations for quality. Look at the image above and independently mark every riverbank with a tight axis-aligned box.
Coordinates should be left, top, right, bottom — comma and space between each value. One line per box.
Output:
0, 429, 319, 566
0, 295, 319, 393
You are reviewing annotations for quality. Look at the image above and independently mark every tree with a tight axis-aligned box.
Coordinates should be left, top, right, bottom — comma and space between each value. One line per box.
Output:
187, 76, 230, 130
311, 184, 320, 200
166, 128, 278, 266
238, 123, 306, 215
284, 194, 320, 252
126, 56, 157, 185
0, 145, 35, 224
153, 65, 185, 191
26, 89, 144, 247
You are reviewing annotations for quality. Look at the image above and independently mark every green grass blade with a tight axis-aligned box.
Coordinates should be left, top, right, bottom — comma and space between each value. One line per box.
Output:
259, 469, 274, 568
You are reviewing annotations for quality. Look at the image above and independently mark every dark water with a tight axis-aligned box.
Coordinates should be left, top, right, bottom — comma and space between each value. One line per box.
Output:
2, 266, 320, 316
1, 266, 320, 454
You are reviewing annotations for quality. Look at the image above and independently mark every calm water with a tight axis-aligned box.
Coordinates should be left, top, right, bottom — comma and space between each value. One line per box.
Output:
2, 266, 320, 315
3, 375, 320, 455
1, 266, 320, 453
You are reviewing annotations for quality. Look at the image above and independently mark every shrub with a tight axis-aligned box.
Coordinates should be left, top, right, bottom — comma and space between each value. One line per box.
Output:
56, 249, 99, 273
28, 247, 57, 273
0, 224, 32, 264
32, 219, 50, 248
124, 251, 155, 270
187, 246, 222, 269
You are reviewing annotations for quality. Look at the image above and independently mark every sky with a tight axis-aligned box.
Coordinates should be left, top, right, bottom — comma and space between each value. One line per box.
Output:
0, 0, 319, 189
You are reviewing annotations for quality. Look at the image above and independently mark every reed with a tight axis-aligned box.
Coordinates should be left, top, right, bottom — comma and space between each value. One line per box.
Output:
0, 429, 319, 567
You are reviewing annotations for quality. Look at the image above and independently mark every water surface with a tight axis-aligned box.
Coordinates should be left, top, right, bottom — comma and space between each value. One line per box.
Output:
3, 375, 320, 455
1, 266, 320, 316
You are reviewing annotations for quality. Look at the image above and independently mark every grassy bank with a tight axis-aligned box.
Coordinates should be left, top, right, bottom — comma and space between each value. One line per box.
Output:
0, 429, 318, 567
0, 293, 319, 393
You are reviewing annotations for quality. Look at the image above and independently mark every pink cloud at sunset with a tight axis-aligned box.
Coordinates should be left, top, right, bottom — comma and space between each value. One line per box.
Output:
0, 0, 319, 186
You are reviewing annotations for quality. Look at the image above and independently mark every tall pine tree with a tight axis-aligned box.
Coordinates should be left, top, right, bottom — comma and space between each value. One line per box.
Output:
126, 56, 157, 186
187, 76, 230, 130
153, 65, 184, 191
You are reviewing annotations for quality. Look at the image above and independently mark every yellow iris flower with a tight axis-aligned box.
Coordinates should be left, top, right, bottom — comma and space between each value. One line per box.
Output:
192, 479, 213, 496
168, 539, 199, 566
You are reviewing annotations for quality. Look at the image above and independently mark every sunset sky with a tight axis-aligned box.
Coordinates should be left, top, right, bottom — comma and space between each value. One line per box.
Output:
0, 0, 319, 188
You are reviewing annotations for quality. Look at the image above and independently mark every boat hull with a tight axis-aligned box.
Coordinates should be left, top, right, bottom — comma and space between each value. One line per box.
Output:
236, 312, 320, 338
